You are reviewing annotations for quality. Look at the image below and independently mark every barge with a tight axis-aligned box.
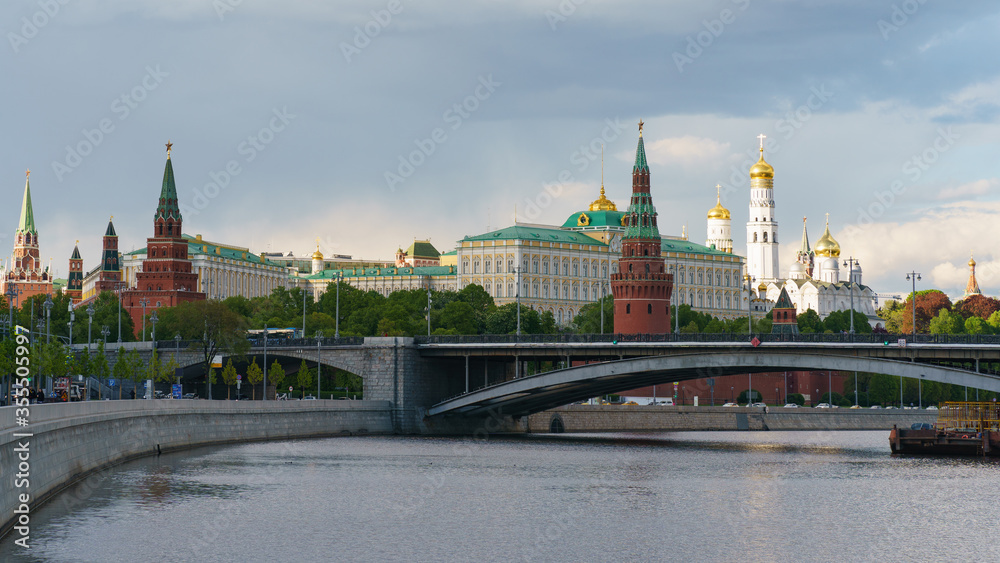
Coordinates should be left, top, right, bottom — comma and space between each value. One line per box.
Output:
890, 402, 1000, 457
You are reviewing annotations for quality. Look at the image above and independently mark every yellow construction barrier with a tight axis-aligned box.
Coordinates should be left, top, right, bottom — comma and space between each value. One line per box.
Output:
935, 402, 1000, 432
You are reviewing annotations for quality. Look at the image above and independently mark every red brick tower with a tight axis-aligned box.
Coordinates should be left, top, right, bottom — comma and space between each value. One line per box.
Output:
95, 217, 122, 293
122, 142, 204, 333
66, 242, 83, 302
611, 122, 673, 334
771, 286, 799, 334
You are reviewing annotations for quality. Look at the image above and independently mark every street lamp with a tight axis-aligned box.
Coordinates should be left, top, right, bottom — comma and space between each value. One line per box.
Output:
315, 330, 323, 398
68, 301, 75, 346
335, 272, 343, 339
425, 284, 432, 337
174, 333, 182, 385
743, 274, 755, 335
673, 255, 680, 334
515, 266, 524, 337
843, 257, 858, 334
101, 325, 110, 397
139, 298, 149, 342
905, 271, 921, 337
87, 304, 95, 352
150, 310, 158, 349
43, 295, 53, 344
5, 284, 22, 340
262, 325, 268, 401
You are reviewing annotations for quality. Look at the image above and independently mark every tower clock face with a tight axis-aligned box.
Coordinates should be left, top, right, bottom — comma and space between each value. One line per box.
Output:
610, 234, 622, 253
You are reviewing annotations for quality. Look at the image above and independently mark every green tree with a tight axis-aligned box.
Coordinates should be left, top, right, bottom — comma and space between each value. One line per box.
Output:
868, 373, 898, 406
570, 295, 613, 334
269, 360, 286, 392
796, 308, 823, 333
965, 316, 990, 335
297, 359, 312, 398
246, 359, 263, 400
929, 308, 964, 334
112, 351, 128, 399
221, 358, 238, 400
436, 301, 478, 335
153, 300, 249, 399
92, 342, 111, 399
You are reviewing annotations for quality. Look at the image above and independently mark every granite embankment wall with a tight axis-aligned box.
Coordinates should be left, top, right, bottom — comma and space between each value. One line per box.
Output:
0, 400, 392, 539
511, 405, 939, 433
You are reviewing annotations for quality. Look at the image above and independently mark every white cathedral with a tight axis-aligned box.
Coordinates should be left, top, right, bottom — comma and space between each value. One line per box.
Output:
705, 135, 882, 329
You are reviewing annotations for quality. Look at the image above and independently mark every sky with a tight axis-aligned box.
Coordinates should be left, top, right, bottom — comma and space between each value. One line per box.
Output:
2, 0, 1000, 302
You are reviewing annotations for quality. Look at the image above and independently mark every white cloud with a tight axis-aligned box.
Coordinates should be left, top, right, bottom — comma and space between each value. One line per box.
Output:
937, 178, 999, 199
623, 135, 734, 167
928, 76, 1000, 121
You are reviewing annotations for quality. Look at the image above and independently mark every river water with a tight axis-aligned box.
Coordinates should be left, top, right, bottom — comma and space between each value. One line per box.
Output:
2, 431, 999, 562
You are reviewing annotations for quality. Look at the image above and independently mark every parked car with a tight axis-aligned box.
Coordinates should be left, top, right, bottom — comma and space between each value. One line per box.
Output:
301, 395, 317, 400
782, 403, 799, 408
816, 403, 832, 409
182, 393, 198, 400
623, 401, 639, 406
869, 405, 882, 409
925, 405, 938, 410
849, 405, 862, 409
722, 402, 739, 407
749, 402, 767, 408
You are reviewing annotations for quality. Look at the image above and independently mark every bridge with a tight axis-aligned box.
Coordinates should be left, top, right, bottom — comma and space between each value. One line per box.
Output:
82, 333, 1000, 431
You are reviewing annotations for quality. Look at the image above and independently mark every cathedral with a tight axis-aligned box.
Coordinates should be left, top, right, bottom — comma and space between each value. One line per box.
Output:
711, 135, 881, 328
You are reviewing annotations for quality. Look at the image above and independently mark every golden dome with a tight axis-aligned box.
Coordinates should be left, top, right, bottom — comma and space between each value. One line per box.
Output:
749, 148, 774, 180
757, 282, 767, 292
312, 241, 324, 260
814, 216, 841, 258
969, 252, 977, 267
588, 185, 617, 211
707, 185, 730, 219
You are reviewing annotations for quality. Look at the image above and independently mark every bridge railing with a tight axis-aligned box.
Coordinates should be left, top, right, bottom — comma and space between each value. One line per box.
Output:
245, 336, 366, 348
414, 333, 1000, 345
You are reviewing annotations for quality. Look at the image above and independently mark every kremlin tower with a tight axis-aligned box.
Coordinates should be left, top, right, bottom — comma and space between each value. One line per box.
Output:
1, 170, 53, 301
66, 242, 83, 302
611, 121, 673, 334
122, 142, 204, 334
95, 217, 123, 293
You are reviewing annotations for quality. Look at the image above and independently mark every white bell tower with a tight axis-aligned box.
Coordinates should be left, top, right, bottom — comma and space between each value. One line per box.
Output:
745, 134, 779, 282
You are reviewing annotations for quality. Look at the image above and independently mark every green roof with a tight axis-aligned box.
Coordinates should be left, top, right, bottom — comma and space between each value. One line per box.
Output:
127, 235, 277, 267
405, 240, 440, 259
440, 250, 457, 256
105, 219, 117, 237
661, 238, 737, 257
774, 286, 795, 309
155, 157, 181, 221
17, 176, 36, 235
462, 225, 608, 246
562, 210, 626, 229
634, 134, 649, 173
307, 265, 455, 280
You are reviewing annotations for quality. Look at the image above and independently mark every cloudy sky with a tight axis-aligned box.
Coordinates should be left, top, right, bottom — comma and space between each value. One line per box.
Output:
3, 0, 1000, 301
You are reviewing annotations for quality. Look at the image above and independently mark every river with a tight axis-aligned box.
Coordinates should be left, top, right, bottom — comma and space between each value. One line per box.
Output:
2, 431, 998, 562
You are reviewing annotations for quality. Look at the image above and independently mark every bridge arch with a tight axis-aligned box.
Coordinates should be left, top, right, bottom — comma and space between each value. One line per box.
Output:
429, 352, 1000, 417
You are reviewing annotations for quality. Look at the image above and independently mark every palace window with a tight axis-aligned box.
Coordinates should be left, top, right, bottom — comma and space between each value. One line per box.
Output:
533, 260, 539, 274
484, 261, 490, 274
543, 261, 549, 275
572, 264, 578, 276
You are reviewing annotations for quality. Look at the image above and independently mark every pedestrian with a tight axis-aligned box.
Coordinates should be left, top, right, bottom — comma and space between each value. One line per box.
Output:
130, 388, 136, 400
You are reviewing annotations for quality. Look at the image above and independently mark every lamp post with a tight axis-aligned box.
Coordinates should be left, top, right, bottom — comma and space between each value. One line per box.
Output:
315, 330, 323, 398
905, 271, 921, 337
115, 282, 125, 343
43, 295, 53, 344
302, 287, 307, 337
174, 334, 182, 385
425, 284, 432, 337
743, 274, 755, 335
335, 272, 342, 339
843, 257, 858, 334
262, 325, 268, 401
68, 302, 74, 347
515, 266, 523, 337
87, 304, 94, 352
150, 310, 158, 349
101, 326, 110, 398
139, 298, 149, 342
673, 255, 680, 334
5, 284, 22, 340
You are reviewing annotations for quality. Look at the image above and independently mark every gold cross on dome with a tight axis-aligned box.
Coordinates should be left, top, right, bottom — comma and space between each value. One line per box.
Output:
757, 134, 766, 150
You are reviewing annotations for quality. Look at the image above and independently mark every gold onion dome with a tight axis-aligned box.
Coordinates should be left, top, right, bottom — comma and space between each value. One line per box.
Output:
814, 216, 841, 258
969, 253, 977, 267
749, 149, 774, 180
707, 185, 730, 219
312, 241, 324, 260
589, 185, 617, 211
